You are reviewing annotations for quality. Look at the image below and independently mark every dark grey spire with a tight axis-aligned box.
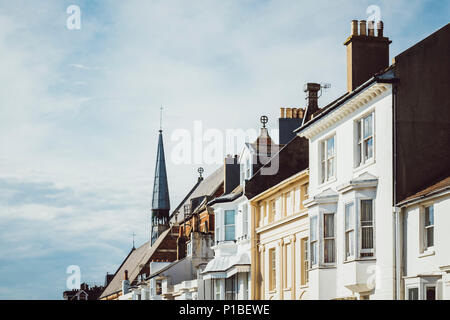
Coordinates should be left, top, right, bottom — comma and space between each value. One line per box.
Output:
150, 129, 170, 245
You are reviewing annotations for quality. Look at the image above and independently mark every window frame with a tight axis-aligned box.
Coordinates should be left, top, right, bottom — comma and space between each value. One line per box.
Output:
186, 240, 192, 257
269, 248, 277, 291
224, 210, 236, 242
242, 204, 248, 238
309, 215, 318, 268
215, 211, 221, 245
407, 286, 419, 300
319, 135, 336, 184
322, 212, 336, 265
355, 111, 375, 168
423, 204, 434, 251
359, 198, 375, 258
344, 201, 355, 261
301, 237, 309, 286
424, 284, 436, 300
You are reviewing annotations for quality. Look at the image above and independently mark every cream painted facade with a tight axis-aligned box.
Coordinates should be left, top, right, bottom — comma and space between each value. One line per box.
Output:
250, 169, 310, 300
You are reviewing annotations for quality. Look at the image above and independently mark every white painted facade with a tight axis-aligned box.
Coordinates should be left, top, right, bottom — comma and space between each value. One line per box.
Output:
202, 195, 251, 300
401, 191, 450, 300
300, 82, 396, 299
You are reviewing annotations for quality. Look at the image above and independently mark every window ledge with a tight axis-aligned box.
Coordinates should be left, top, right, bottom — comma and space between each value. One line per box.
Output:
343, 257, 376, 264
419, 250, 435, 258
353, 159, 375, 174
299, 284, 309, 290
318, 177, 337, 190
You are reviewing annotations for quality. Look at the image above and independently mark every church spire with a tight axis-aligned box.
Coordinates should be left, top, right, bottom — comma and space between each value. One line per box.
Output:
150, 108, 170, 245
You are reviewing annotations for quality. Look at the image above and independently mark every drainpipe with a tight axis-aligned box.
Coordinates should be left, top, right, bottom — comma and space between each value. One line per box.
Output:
393, 206, 401, 300
392, 82, 402, 300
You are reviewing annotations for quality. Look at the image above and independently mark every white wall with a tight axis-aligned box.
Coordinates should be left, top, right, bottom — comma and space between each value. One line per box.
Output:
404, 193, 450, 299
305, 86, 395, 299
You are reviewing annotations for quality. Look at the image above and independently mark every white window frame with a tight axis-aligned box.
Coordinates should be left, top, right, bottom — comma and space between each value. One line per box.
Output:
344, 201, 355, 261
215, 210, 221, 245
406, 286, 419, 300
214, 279, 221, 300
359, 198, 375, 258
224, 210, 235, 242
309, 215, 318, 268
422, 204, 434, 252
320, 134, 336, 184
322, 212, 336, 265
242, 204, 248, 238
301, 237, 309, 286
355, 111, 375, 168
246, 158, 251, 179
186, 241, 192, 257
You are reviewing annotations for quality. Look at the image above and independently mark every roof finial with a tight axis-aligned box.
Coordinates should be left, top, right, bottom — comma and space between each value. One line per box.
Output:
159, 106, 163, 133
132, 232, 136, 249
198, 167, 204, 179
260, 115, 268, 128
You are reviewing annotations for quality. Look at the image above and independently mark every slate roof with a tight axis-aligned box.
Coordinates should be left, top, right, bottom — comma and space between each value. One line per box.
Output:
208, 185, 243, 206
397, 176, 450, 206
245, 136, 309, 200
99, 228, 172, 299
170, 166, 224, 224
152, 131, 170, 211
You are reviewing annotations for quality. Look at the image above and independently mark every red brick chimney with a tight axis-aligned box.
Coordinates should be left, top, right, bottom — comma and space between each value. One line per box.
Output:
344, 20, 391, 92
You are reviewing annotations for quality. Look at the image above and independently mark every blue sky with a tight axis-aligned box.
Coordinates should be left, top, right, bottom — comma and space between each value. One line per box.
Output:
0, 0, 448, 299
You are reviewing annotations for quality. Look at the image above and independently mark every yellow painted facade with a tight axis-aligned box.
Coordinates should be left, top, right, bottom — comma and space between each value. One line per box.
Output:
250, 169, 309, 300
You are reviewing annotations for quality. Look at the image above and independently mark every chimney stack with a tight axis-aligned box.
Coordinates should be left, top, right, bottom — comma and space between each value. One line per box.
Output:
344, 19, 391, 92
224, 155, 240, 194
122, 270, 130, 295
302, 83, 321, 124
278, 106, 304, 144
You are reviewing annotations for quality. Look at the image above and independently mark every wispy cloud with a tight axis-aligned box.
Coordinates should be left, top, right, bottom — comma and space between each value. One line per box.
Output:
0, 0, 448, 299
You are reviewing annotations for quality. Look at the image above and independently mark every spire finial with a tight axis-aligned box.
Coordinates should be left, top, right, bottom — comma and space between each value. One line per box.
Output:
159, 106, 163, 132
260, 115, 268, 128
198, 167, 204, 179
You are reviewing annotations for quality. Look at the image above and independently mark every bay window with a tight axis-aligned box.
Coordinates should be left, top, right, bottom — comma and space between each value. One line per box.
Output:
310, 216, 318, 267
356, 112, 374, 167
360, 199, 374, 257
320, 135, 335, 183
323, 213, 336, 263
345, 202, 355, 260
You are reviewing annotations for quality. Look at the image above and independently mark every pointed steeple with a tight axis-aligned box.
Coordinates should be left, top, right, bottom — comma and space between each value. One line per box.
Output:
150, 110, 170, 245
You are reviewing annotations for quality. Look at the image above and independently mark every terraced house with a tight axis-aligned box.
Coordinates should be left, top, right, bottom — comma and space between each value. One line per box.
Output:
295, 21, 450, 300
